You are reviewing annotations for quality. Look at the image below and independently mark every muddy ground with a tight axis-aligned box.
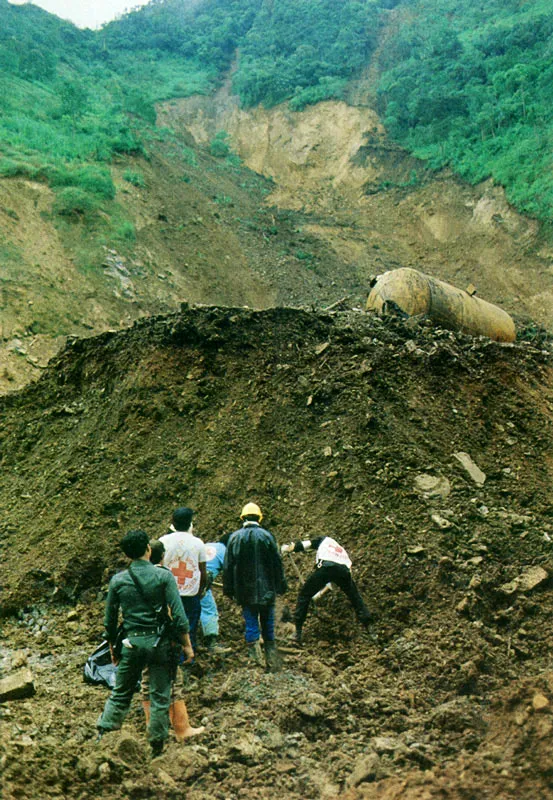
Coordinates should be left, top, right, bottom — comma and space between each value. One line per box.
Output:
1, 305, 553, 799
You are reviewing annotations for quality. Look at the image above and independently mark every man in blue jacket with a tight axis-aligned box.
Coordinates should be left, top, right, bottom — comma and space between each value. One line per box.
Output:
200, 533, 231, 654
223, 503, 287, 671
96, 529, 193, 757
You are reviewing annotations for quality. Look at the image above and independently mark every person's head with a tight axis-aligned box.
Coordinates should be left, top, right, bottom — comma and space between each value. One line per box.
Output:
240, 502, 263, 523
172, 506, 194, 532
149, 539, 165, 566
121, 529, 150, 560
219, 532, 232, 547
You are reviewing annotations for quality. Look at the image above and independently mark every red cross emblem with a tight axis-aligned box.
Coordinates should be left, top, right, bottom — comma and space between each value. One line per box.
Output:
171, 561, 195, 589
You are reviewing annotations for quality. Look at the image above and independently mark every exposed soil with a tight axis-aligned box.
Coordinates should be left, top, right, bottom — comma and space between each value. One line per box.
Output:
2, 305, 553, 799
3, 94, 553, 395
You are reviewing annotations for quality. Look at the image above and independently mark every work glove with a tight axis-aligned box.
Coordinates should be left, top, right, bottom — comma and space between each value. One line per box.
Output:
281, 543, 295, 554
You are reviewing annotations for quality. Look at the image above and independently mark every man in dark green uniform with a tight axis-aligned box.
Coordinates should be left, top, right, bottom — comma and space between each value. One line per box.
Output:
96, 529, 193, 757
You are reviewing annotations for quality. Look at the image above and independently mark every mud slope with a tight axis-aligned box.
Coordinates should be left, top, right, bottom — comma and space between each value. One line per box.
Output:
1, 306, 553, 800
162, 94, 553, 331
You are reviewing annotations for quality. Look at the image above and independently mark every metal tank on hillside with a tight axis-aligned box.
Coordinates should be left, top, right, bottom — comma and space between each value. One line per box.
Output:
366, 268, 516, 343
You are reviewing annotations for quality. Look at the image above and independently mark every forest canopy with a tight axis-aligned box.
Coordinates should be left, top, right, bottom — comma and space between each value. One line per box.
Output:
376, 0, 553, 220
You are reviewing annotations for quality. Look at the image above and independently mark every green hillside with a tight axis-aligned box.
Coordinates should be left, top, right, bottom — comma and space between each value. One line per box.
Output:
1, 0, 552, 222
377, 0, 553, 221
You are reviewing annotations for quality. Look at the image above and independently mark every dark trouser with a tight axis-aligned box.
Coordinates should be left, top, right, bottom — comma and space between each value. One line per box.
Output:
97, 635, 172, 743
294, 563, 371, 631
242, 603, 275, 643
181, 594, 201, 649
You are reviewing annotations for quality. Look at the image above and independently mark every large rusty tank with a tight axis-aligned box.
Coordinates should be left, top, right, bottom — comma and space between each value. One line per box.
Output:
366, 268, 516, 343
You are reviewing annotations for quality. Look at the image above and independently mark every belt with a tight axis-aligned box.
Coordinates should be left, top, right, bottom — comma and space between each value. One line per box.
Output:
128, 628, 158, 636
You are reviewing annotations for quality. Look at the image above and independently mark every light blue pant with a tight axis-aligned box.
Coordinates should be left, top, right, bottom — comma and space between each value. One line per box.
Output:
200, 589, 219, 637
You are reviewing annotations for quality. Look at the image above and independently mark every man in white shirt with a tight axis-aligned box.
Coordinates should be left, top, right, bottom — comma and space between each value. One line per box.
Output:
160, 507, 207, 649
281, 536, 372, 646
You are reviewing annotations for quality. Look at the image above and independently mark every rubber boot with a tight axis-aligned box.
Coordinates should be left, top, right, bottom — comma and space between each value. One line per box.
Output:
151, 739, 164, 758
264, 641, 282, 673
169, 700, 205, 742
142, 700, 151, 727
247, 640, 265, 666
204, 634, 231, 655
293, 628, 303, 647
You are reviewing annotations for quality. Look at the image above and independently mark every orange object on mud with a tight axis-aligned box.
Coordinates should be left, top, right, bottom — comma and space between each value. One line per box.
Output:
169, 699, 205, 741
366, 268, 516, 343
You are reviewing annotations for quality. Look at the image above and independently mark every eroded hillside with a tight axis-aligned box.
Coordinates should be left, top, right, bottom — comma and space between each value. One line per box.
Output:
2, 305, 553, 799
162, 93, 553, 329
0, 142, 366, 394
3, 87, 553, 396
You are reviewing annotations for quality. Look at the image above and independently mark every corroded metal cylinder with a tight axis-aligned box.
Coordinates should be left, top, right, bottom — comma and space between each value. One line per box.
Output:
366, 268, 516, 342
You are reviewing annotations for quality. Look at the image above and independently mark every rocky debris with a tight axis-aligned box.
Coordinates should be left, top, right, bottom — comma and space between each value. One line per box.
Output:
0, 668, 35, 702
431, 513, 452, 530
413, 474, 451, 500
499, 566, 549, 596
0, 306, 553, 800
101, 250, 136, 299
346, 752, 381, 788
532, 692, 550, 712
453, 452, 486, 486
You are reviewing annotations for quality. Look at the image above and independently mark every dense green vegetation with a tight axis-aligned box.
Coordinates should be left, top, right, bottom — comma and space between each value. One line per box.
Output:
377, 0, 553, 220
0, 0, 552, 222
100, 0, 392, 109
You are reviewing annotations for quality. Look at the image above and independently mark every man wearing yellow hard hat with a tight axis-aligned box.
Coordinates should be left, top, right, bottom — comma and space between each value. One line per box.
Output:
223, 503, 287, 671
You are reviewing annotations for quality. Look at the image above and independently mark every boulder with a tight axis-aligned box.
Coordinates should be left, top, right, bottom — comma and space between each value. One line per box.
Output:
0, 668, 35, 702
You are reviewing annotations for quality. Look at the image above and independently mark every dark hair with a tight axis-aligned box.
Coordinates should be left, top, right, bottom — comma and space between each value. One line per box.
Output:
172, 506, 194, 531
149, 540, 165, 566
121, 530, 150, 559
219, 532, 232, 547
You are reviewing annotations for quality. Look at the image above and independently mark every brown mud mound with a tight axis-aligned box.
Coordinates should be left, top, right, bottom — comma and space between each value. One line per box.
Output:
1, 305, 553, 799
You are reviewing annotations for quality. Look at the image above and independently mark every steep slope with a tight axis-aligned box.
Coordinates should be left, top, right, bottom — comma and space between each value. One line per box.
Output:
162, 93, 553, 329
1, 305, 553, 799
0, 140, 366, 394
4, 95, 552, 398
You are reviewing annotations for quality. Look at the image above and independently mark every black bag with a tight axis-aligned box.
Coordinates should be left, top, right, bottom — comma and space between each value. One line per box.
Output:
112, 622, 125, 659
83, 624, 125, 688
83, 640, 118, 689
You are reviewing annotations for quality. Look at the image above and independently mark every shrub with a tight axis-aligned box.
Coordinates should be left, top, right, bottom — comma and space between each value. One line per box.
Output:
0, 159, 40, 179
48, 165, 116, 199
123, 169, 146, 188
116, 221, 136, 241
289, 77, 348, 112
209, 131, 230, 158
181, 147, 197, 167
52, 187, 100, 218
213, 194, 233, 206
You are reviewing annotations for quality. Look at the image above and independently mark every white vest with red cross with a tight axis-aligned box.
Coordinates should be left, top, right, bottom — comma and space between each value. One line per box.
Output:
316, 537, 352, 569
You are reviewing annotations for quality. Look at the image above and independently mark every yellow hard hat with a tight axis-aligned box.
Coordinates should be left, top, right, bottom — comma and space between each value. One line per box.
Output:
240, 502, 263, 522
